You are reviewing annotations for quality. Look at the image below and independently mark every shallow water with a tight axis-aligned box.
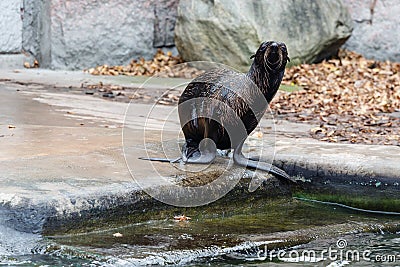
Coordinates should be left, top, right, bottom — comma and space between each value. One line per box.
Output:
192, 232, 400, 267
2, 198, 398, 266
2, 233, 399, 266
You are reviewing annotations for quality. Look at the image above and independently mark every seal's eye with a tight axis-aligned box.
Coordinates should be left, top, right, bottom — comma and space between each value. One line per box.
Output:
260, 41, 271, 52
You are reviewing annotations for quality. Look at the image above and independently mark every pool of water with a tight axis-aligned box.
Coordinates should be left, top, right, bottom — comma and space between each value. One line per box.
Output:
2, 198, 398, 266
195, 232, 400, 267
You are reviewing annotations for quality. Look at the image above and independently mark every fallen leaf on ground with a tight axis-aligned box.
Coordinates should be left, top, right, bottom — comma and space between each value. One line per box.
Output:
112, 232, 123, 237
174, 215, 192, 221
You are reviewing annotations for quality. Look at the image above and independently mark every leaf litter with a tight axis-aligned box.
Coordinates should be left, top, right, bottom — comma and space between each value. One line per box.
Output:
84, 49, 203, 78
273, 50, 400, 146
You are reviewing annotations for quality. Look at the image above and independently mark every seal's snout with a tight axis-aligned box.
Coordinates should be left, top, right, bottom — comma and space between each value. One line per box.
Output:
266, 42, 281, 65
270, 42, 279, 50
262, 41, 289, 70
251, 41, 289, 70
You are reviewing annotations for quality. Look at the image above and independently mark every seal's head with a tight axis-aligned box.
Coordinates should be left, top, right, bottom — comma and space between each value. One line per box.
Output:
251, 41, 290, 72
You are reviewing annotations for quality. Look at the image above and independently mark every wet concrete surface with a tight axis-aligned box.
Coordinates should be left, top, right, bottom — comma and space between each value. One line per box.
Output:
0, 69, 399, 237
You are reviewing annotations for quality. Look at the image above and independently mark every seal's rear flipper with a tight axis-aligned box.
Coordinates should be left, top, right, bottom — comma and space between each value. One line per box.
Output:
234, 153, 296, 183
139, 157, 181, 163
232, 141, 296, 184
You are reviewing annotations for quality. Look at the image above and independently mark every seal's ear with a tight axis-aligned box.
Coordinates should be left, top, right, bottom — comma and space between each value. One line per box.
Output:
250, 54, 255, 59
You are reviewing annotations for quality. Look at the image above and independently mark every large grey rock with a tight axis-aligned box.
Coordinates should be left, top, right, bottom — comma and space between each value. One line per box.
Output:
342, 0, 400, 62
175, 0, 353, 70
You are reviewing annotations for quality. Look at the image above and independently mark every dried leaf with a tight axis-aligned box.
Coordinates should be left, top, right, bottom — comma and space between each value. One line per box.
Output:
112, 232, 123, 237
174, 215, 191, 221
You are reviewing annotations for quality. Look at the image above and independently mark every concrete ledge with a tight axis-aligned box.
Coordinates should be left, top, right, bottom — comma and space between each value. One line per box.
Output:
1, 177, 291, 235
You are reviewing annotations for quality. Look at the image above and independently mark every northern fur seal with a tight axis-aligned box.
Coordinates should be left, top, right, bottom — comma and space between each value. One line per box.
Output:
142, 41, 294, 182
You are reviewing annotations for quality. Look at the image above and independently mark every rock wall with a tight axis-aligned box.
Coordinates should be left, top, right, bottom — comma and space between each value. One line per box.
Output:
342, 0, 400, 62
22, 0, 179, 70
21, 0, 47, 67
1, 0, 399, 69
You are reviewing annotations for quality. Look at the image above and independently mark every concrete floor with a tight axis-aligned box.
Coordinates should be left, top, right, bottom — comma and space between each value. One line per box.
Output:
0, 69, 399, 234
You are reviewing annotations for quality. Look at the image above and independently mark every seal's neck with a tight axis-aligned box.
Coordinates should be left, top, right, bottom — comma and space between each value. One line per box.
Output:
246, 62, 284, 103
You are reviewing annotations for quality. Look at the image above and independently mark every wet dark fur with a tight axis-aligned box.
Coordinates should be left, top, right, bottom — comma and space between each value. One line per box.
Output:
178, 41, 290, 154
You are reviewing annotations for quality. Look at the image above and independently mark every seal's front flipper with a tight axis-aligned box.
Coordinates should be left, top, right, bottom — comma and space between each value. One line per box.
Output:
139, 157, 181, 163
182, 150, 216, 164
182, 138, 217, 164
